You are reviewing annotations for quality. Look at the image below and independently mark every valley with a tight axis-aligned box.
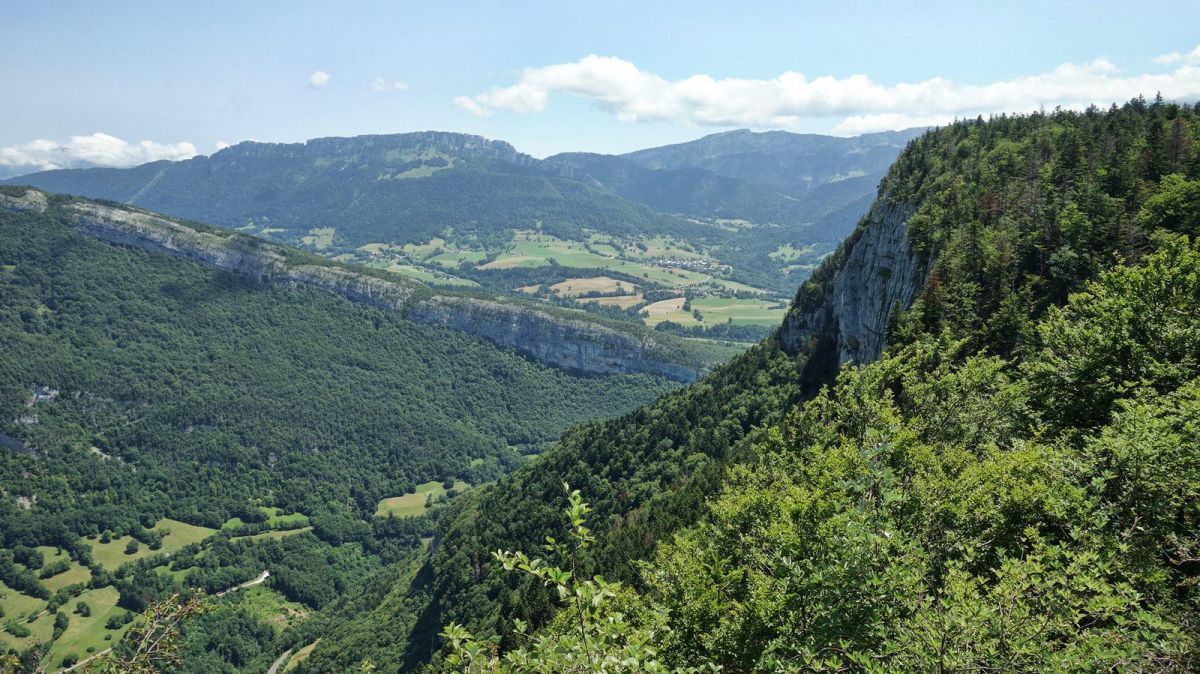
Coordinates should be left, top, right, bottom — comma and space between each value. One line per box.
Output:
2, 64, 1198, 673
4, 128, 919, 344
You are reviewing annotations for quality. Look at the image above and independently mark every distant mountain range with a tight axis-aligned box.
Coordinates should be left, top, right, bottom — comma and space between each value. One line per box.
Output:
4, 128, 921, 241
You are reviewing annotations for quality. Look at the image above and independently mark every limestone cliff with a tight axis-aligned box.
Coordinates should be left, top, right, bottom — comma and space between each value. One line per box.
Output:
2, 190, 707, 382
778, 195, 924, 365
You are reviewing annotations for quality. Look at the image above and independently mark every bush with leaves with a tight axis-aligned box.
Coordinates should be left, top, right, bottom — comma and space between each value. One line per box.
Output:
440, 484, 717, 673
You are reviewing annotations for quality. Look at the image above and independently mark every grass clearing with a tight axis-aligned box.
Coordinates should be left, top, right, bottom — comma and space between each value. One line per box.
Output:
283, 639, 321, 672
548, 277, 638, 297
224, 584, 309, 635
45, 586, 124, 670
89, 519, 215, 570
222, 507, 310, 531
769, 243, 819, 262
242, 526, 313, 543
428, 250, 487, 268
0, 580, 44, 623
42, 562, 91, 593
375, 480, 470, 518
642, 297, 786, 327
580, 294, 645, 309
300, 227, 336, 250
363, 260, 478, 287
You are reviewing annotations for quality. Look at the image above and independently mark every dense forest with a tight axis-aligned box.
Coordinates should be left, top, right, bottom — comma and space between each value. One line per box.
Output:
0, 199, 677, 541
0, 195, 686, 670
277, 98, 1200, 672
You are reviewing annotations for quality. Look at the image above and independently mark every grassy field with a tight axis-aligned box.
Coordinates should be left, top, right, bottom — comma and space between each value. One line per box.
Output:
769, 243, 819, 262
0, 579, 44, 623
34, 546, 91, 593
642, 297, 787, 327
580, 294, 645, 309
479, 232, 715, 289
428, 250, 488, 268
43, 564, 91, 593
89, 519, 216, 570
242, 526, 313, 543
222, 507, 310, 531
284, 639, 321, 672
547, 276, 638, 297
375, 480, 470, 518
301, 227, 336, 250
44, 586, 126, 670
363, 260, 478, 287
224, 584, 309, 635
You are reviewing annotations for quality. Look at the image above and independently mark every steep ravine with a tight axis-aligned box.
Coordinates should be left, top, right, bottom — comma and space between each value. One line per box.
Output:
0, 189, 706, 382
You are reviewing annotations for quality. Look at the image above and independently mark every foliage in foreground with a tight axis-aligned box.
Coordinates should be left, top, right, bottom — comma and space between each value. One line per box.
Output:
441, 485, 716, 673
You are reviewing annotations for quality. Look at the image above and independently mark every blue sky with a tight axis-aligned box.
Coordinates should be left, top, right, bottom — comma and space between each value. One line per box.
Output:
2, 0, 1200, 171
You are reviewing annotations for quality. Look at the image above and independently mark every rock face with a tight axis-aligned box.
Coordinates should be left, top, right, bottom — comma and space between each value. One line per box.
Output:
778, 196, 924, 365
408, 296, 701, 382
5, 192, 703, 382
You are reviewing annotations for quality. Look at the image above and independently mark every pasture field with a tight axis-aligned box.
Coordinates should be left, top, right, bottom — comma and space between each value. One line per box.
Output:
548, 277, 638, 297
0, 579, 44, 624
580, 294, 645, 309
222, 507, 310, 531
375, 480, 470, 518
363, 260, 478, 287
301, 227, 336, 250
89, 518, 216, 570
642, 297, 787, 327
44, 586, 126, 670
428, 250, 488, 268
42, 562, 91, 593
769, 243, 819, 262
481, 232, 714, 289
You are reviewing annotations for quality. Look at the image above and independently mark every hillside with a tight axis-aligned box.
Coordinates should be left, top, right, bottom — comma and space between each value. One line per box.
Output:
2, 130, 914, 332
620, 128, 924, 195
0, 189, 688, 671
278, 100, 1200, 672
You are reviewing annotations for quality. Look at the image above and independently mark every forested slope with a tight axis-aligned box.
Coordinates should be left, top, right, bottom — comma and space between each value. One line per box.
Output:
0, 192, 685, 538
287, 98, 1200, 672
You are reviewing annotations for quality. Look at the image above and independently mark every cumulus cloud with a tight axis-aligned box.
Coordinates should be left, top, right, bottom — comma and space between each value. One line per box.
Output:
455, 52, 1200, 134
371, 77, 409, 93
0, 132, 198, 173
1154, 44, 1200, 66
309, 70, 331, 89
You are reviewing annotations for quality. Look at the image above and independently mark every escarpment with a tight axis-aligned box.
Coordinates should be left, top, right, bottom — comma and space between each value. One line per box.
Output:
778, 195, 924, 366
2, 190, 705, 382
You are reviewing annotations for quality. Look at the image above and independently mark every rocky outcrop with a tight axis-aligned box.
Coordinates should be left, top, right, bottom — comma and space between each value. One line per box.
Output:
408, 296, 701, 381
5, 192, 703, 382
0, 188, 47, 212
778, 196, 924, 365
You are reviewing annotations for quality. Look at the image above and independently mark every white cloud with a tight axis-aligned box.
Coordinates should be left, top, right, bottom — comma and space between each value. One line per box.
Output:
0, 132, 198, 172
309, 70, 331, 89
453, 95, 490, 117
1154, 44, 1200, 66
455, 53, 1200, 134
214, 140, 231, 151
371, 77, 409, 93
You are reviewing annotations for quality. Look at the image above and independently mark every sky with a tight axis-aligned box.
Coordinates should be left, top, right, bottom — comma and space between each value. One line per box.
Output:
2, 0, 1200, 173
